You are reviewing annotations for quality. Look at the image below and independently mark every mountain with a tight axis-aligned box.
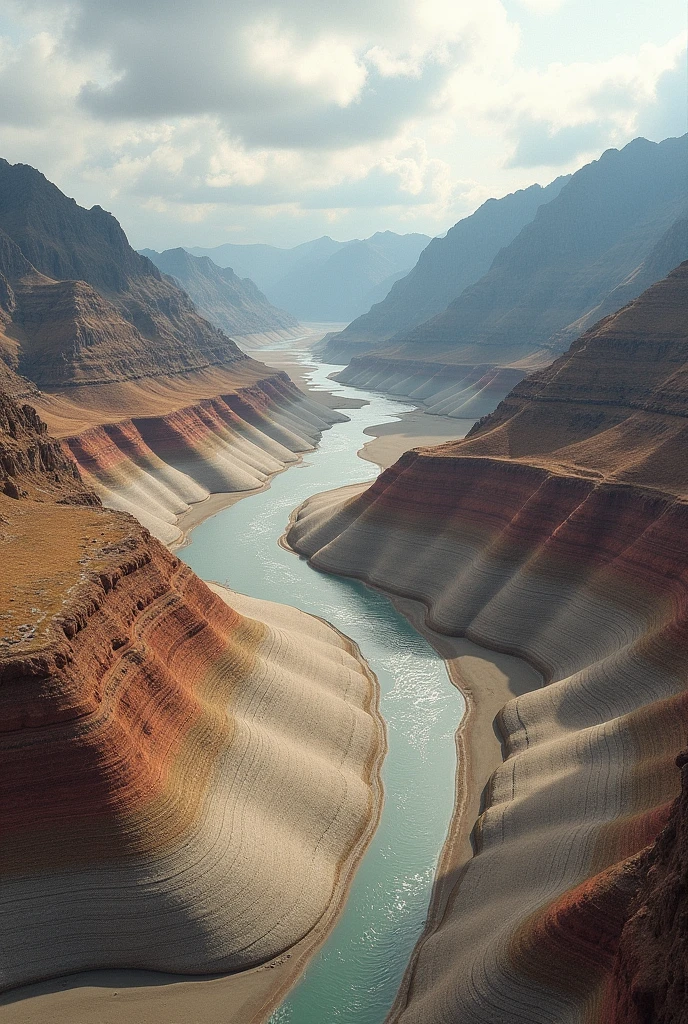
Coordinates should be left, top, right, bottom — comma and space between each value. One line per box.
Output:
187, 231, 431, 322
188, 235, 345, 293
0, 160, 246, 388
267, 231, 431, 321
548, 214, 688, 349
318, 176, 569, 361
384, 134, 688, 368
140, 247, 300, 341
285, 261, 688, 1024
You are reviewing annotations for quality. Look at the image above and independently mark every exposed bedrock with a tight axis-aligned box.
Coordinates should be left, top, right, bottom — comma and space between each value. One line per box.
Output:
60, 373, 346, 544
333, 356, 524, 419
0, 454, 383, 992
286, 451, 688, 1022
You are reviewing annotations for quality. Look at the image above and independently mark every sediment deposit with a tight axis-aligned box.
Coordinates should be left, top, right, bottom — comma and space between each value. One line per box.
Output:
286, 262, 688, 1021
0, 388, 384, 994
333, 357, 523, 419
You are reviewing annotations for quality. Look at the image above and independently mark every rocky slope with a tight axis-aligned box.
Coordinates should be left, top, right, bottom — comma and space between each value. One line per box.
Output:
0, 160, 246, 386
318, 176, 569, 363
286, 262, 688, 1022
332, 357, 525, 420
58, 368, 346, 545
141, 247, 301, 344
0, 386, 384, 995
379, 135, 687, 370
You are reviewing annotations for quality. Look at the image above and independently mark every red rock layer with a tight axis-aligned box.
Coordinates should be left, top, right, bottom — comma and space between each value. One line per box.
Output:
603, 753, 688, 1024
0, 517, 257, 871
0, 385, 382, 991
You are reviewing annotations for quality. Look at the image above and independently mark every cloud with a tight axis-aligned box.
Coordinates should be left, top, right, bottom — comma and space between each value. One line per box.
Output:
505, 120, 612, 168
0, 0, 683, 247
635, 51, 688, 141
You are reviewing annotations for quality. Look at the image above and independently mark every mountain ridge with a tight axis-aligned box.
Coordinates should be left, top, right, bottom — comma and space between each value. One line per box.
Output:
0, 160, 248, 389
317, 175, 570, 362
382, 134, 688, 368
140, 246, 301, 342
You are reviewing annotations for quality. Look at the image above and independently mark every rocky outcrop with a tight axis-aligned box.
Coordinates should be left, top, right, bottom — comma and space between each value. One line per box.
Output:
332, 357, 524, 419
604, 749, 688, 1023
285, 261, 688, 1021
0, 388, 384, 993
141, 247, 301, 344
0, 388, 96, 504
317, 177, 569, 363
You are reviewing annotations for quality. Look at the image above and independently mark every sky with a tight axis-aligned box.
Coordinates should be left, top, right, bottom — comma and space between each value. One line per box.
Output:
0, 0, 685, 249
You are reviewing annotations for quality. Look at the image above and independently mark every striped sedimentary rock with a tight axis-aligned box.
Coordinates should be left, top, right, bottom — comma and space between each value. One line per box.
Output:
0, 503, 383, 991
286, 451, 688, 1022
62, 374, 346, 544
333, 356, 523, 419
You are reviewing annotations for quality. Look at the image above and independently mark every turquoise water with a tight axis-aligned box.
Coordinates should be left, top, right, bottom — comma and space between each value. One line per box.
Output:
180, 357, 465, 1024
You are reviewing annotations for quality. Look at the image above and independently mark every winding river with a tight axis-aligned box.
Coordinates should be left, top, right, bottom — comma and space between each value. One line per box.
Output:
180, 358, 466, 1024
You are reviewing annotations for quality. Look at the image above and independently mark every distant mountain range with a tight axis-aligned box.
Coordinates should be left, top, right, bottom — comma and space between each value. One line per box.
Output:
188, 231, 431, 322
324, 134, 688, 369
139, 247, 301, 342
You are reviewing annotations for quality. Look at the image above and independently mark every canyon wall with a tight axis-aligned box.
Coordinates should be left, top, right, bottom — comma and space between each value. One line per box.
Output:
0, 387, 384, 994
286, 262, 688, 1022
55, 370, 346, 544
141, 247, 302, 344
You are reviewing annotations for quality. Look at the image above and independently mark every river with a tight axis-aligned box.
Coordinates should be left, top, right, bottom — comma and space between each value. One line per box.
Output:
180, 357, 467, 1024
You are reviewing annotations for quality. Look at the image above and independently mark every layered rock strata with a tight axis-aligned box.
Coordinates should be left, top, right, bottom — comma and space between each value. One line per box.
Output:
286, 263, 688, 1021
58, 371, 345, 545
332, 357, 524, 419
0, 389, 384, 993
0, 161, 246, 385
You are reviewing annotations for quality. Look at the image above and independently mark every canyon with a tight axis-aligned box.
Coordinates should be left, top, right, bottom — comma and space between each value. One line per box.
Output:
0, 160, 347, 544
286, 260, 688, 1022
3, 137, 688, 1024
